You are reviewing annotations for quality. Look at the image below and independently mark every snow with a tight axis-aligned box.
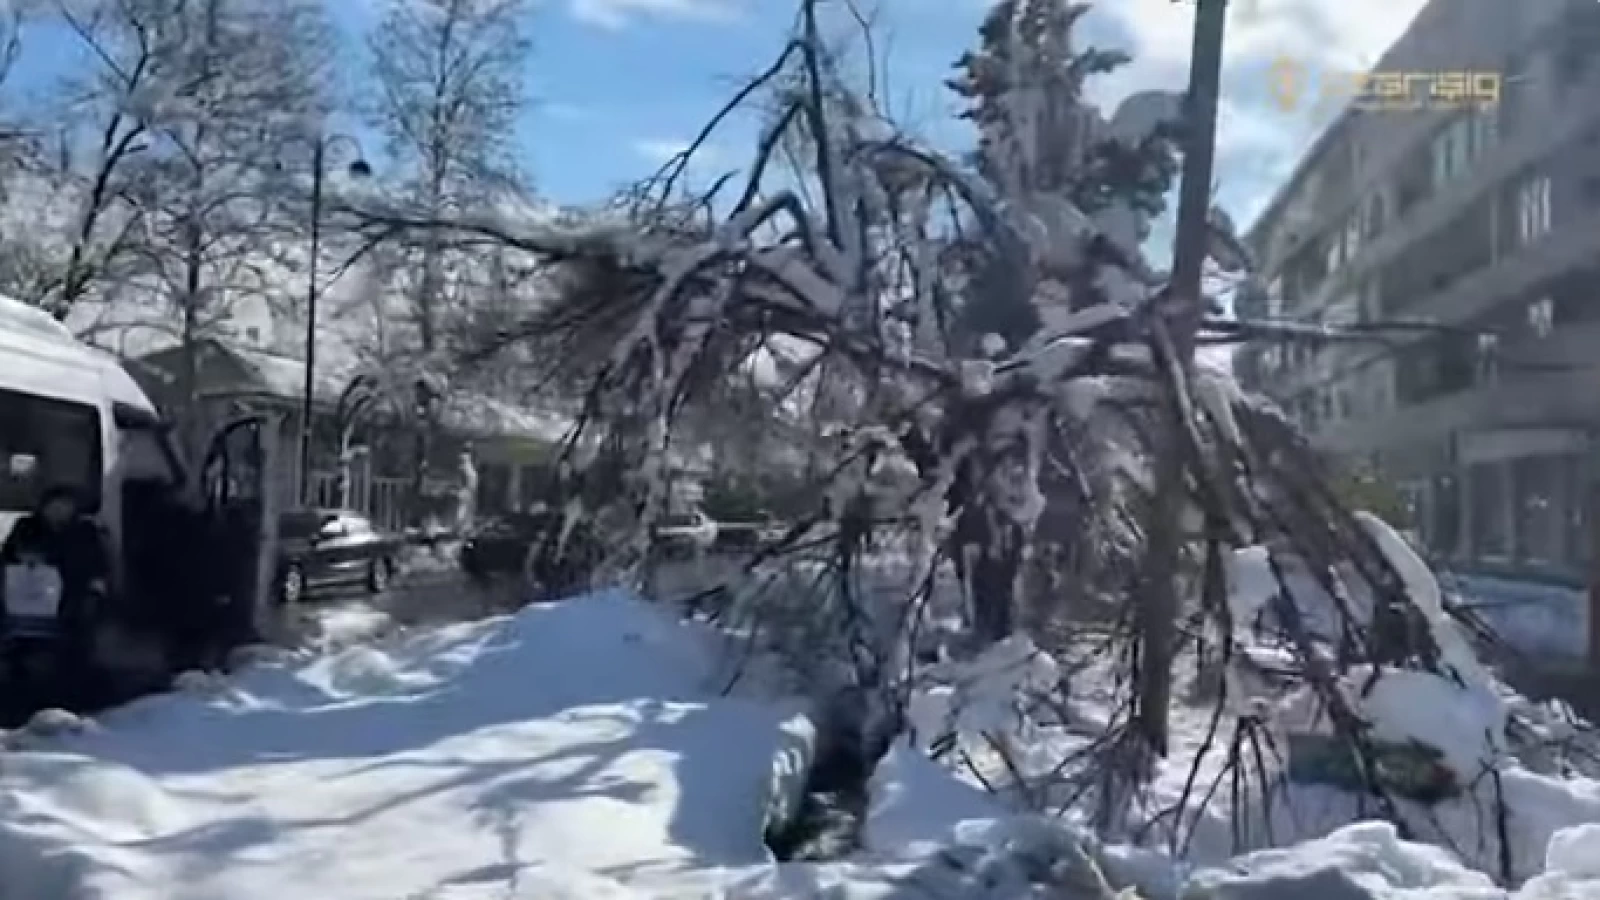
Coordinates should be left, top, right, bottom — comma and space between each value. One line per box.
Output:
1542, 824, 1600, 880
904, 634, 1061, 754
863, 739, 1011, 853
1359, 512, 1497, 697
0, 591, 817, 899
1184, 821, 1504, 900
1105, 90, 1184, 147
1347, 666, 1503, 785
3, 571, 1597, 899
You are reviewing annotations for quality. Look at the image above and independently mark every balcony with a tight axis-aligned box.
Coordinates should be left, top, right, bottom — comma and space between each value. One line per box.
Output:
1411, 205, 1600, 325
1316, 358, 1600, 458
1272, 202, 1600, 410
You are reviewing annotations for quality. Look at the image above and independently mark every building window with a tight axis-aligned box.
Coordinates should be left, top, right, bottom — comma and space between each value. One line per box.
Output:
1514, 457, 1563, 566
1517, 174, 1553, 244
1344, 212, 1363, 262
1470, 107, 1498, 156
1566, 457, 1591, 569
1363, 190, 1388, 239
1528, 296, 1555, 337
1475, 332, 1500, 384
1431, 118, 1473, 188
1431, 473, 1460, 558
1470, 462, 1510, 560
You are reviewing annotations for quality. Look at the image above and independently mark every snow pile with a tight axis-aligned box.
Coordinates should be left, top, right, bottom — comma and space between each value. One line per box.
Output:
1518, 824, 1600, 898
1183, 820, 1600, 900
0, 590, 817, 899
876, 514, 1600, 893
0, 562, 1595, 898
846, 741, 1137, 899
905, 634, 1061, 753
1346, 666, 1503, 784
1183, 821, 1504, 899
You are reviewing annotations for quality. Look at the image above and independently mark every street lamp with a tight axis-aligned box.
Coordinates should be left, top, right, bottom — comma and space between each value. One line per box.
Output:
296, 133, 370, 506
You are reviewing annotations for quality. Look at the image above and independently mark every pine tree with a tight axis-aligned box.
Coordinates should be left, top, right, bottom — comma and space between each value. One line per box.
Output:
947, 0, 1179, 349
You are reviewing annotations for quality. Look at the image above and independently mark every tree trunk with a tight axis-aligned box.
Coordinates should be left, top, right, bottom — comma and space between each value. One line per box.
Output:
176, 210, 206, 468
1132, 0, 1229, 758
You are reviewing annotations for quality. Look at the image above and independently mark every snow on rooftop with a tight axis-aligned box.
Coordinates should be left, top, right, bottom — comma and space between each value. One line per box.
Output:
226, 341, 358, 404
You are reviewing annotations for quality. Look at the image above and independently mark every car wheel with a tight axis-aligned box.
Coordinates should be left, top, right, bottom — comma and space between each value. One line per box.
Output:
279, 564, 305, 606
367, 558, 390, 594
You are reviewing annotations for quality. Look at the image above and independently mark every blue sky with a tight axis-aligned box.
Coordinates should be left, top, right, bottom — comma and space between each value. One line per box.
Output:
5, 0, 1431, 239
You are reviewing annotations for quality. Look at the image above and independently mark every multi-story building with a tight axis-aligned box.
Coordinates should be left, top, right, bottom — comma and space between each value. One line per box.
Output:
1237, 0, 1600, 583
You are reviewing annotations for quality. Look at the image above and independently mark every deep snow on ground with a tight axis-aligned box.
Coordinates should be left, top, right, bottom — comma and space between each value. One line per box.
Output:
0, 592, 814, 899
3, 581, 1600, 899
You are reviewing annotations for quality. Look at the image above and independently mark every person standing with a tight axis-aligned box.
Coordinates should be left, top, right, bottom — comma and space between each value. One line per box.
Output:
454, 445, 479, 537
0, 484, 110, 707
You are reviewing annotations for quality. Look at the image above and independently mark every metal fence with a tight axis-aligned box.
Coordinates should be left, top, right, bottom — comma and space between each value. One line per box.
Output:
272, 466, 410, 534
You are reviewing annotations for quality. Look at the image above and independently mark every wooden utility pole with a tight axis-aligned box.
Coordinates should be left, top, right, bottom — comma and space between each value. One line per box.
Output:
1135, 0, 1231, 757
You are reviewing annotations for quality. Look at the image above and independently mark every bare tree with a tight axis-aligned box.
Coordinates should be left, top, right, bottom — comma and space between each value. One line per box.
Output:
364, 0, 533, 521
8, 0, 166, 319
0, 1, 48, 292
104, 0, 331, 453
0, 0, 29, 122
366, 0, 532, 353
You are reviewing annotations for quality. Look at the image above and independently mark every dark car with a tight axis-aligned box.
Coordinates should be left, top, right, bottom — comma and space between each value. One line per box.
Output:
651, 510, 719, 560
459, 510, 602, 594
274, 508, 400, 605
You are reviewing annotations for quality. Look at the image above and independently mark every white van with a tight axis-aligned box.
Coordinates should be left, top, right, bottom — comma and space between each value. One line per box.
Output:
0, 294, 183, 567
0, 293, 276, 667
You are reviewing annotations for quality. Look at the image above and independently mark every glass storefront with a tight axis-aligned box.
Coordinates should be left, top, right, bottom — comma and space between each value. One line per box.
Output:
1469, 462, 1510, 561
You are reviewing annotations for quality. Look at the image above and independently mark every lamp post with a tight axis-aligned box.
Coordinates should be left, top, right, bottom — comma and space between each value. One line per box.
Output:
297, 133, 371, 506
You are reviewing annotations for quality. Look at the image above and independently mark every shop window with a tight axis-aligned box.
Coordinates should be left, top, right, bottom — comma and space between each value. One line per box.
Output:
1470, 463, 1510, 560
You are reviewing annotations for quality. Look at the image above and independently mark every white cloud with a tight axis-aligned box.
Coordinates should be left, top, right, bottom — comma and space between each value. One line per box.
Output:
632, 137, 697, 163
569, 0, 739, 29
1081, 0, 1430, 228
631, 137, 734, 180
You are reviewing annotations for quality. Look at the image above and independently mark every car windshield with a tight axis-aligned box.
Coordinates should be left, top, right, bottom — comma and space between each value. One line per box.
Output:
281, 510, 334, 538
659, 514, 700, 528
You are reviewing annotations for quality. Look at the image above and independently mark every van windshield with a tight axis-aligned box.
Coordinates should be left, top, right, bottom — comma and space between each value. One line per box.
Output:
0, 388, 103, 514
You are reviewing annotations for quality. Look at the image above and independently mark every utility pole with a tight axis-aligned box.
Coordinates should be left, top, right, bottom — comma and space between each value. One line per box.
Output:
1136, 0, 1231, 758
293, 134, 368, 507
299, 139, 325, 507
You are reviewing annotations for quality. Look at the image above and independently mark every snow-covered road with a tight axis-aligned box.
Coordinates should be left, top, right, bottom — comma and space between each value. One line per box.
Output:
0, 592, 814, 899
3, 586, 1599, 899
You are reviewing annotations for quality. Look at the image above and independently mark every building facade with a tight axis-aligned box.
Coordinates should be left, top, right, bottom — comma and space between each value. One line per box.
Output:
1237, 0, 1600, 583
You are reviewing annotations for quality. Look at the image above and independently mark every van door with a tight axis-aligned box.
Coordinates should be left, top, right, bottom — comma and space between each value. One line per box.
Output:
198, 415, 280, 648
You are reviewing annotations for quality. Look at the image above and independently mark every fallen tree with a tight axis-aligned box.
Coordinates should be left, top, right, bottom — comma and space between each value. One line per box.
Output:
341, 0, 1573, 876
